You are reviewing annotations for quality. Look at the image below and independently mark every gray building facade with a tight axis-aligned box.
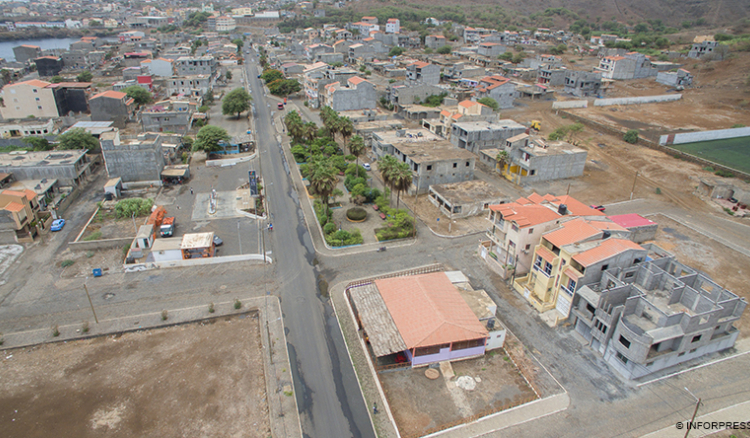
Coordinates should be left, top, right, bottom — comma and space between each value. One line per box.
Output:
450, 120, 526, 155
100, 130, 166, 184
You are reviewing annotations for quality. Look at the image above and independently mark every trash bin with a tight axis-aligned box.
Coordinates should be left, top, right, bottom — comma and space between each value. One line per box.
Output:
93, 268, 102, 277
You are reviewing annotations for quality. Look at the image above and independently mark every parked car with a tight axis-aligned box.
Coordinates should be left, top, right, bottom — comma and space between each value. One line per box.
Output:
363, 163, 371, 171
590, 205, 606, 212
50, 219, 66, 232
213, 235, 223, 246
277, 102, 284, 110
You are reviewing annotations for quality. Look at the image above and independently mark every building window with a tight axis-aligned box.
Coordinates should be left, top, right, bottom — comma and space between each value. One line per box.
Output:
568, 279, 576, 291
414, 343, 450, 356
511, 224, 519, 232
37, 106, 42, 109
543, 261, 552, 276
32, 89, 37, 93
453, 162, 457, 168
624, 272, 635, 279
525, 244, 531, 250
466, 161, 470, 167
528, 228, 534, 234
616, 352, 628, 364
534, 255, 542, 269
691, 335, 701, 343
530, 169, 536, 176
619, 335, 631, 348
452, 338, 485, 350
689, 348, 697, 354
634, 258, 643, 264
426, 165, 432, 170
601, 264, 609, 271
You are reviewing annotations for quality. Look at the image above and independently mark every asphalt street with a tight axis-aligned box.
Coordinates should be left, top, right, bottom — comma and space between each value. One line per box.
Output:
243, 51, 375, 438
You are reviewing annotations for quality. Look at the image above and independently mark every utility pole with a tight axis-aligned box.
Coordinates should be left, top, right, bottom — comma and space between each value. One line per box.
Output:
83, 283, 99, 324
258, 134, 267, 264
237, 221, 242, 255
630, 171, 639, 200
683, 387, 701, 438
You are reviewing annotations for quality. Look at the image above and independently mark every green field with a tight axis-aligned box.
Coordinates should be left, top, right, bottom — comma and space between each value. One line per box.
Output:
669, 136, 750, 175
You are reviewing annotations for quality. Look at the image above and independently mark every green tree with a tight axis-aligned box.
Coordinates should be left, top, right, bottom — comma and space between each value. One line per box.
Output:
193, 125, 231, 152
495, 150, 509, 170
624, 129, 639, 144
391, 162, 413, 209
267, 79, 301, 96
231, 38, 244, 52
261, 68, 284, 83
498, 52, 513, 61
225, 70, 232, 80
124, 85, 152, 106
339, 116, 354, 149
478, 97, 499, 111
76, 71, 93, 82
437, 45, 452, 54
50, 76, 64, 83
388, 46, 405, 57
222, 87, 252, 119
308, 155, 338, 216
56, 128, 99, 151
512, 52, 526, 64
303, 122, 318, 142
22, 136, 52, 151
379, 155, 399, 206
284, 110, 305, 142
349, 135, 366, 168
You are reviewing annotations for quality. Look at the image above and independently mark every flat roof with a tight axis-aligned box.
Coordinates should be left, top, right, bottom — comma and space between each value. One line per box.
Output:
374, 128, 440, 145
0, 150, 87, 168
10, 179, 57, 195
104, 177, 122, 188
452, 119, 526, 131
152, 236, 183, 251
608, 213, 657, 229
429, 180, 509, 205
181, 232, 214, 249
523, 139, 586, 156
392, 140, 476, 164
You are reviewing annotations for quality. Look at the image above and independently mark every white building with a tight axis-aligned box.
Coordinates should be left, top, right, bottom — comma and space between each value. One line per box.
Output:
385, 18, 400, 34
216, 16, 236, 32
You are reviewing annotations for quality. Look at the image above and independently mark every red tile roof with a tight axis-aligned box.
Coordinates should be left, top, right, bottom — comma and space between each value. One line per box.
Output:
5, 79, 51, 88
544, 218, 603, 248
3, 202, 24, 213
489, 201, 560, 228
409, 61, 430, 69
608, 213, 656, 229
375, 272, 488, 349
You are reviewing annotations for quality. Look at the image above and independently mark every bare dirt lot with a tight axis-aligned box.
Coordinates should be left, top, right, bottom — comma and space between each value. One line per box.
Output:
649, 214, 750, 338
379, 349, 537, 438
0, 314, 269, 438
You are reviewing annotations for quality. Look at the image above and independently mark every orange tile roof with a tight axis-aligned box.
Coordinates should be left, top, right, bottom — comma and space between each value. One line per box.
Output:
489, 202, 560, 228
604, 56, 625, 61
458, 100, 477, 108
440, 109, 452, 117
451, 113, 462, 120
480, 75, 510, 90
91, 90, 127, 100
409, 61, 430, 68
572, 238, 643, 267
3, 202, 24, 213
375, 272, 488, 349
21, 189, 36, 200
563, 267, 581, 280
544, 218, 602, 248
348, 76, 367, 85
5, 79, 51, 88
540, 194, 606, 217
536, 245, 556, 263
1, 189, 28, 198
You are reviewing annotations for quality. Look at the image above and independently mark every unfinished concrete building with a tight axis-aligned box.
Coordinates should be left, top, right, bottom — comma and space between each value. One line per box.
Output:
428, 180, 509, 219
391, 139, 476, 194
688, 36, 718, 59
450, 120, 526, 155
570, 257, 746, 379
564, 71, 603, 97
100, 129, 166, 186
501, 137, 587, 184
656, 69, 693, 88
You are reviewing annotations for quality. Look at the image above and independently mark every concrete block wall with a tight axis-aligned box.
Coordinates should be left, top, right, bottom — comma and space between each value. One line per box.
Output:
594, 94, 681, 106
552, 100, 588, 109
659, 127, 750, 145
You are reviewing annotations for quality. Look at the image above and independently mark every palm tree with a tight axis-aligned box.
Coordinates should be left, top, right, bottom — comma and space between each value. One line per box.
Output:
303, 122, 318, 143
309, 157, 338, 216
379, 155, 399, 206
495, 150, 509, 173
284, 111, 304, 142
391, 162, 414, 210
349, 135, 366, 168
339, 116, 354, 151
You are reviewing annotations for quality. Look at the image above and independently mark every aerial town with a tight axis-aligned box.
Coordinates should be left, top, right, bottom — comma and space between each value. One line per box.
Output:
0, 0, 748, 437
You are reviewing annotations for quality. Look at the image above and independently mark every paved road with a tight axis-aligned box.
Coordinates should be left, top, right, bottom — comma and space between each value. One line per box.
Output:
243, 51, 375, 438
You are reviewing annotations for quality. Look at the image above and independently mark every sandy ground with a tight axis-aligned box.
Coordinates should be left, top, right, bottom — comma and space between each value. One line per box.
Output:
379, 350, 536, 438
0, 315, 269, 438
649, 214, 750, 338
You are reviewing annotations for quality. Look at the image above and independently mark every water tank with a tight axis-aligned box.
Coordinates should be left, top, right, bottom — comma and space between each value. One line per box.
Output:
487, 319, 495, 330
558, 204, 567, 215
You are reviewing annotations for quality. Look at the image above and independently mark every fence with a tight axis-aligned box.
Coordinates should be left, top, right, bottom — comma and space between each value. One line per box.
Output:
659, 126, 750, 145
557, 110, 750, 182
552, 100, 588, 109
593, 94, 681, 106
345, 263, 443, 291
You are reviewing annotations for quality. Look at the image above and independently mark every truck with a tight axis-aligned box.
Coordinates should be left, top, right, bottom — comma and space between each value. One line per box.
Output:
160, 217, 175, 237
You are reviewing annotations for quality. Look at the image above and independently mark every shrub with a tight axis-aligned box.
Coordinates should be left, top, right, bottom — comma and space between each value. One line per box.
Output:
313, 200, 331, 226
83, 231, 103, 241
715, 169, 734, 178
299, 163, 311, 178
345, 163, 367, 178
85, 251, 94, 258
61, 260, 75, 268
82, 321, 89, 333
52, 325, 60, 337
323, 222, 336, 234
115, 198, 154, 218
234, 299, 242, 309
346, 207, 367, 221
344, 175, 366, 192
325, 228, 364, 246
291, 144, 307, 162
161, 310, 168, 321
208, 302, 215, 313
623, 129, 639, 144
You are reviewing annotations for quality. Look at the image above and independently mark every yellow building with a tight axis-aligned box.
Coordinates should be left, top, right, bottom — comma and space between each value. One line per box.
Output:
513, 217, 648, 325
231, 7, 253, 16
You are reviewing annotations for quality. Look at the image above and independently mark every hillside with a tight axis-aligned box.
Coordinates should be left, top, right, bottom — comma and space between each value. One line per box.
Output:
347, 0, 750, 29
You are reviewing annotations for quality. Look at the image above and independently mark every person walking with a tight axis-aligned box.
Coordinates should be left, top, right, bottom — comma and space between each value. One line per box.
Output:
373, 402, 378, 414
190, 187, 194, 195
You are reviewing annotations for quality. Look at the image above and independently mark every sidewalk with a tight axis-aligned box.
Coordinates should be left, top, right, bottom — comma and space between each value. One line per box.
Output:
641, 400, 750, 438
